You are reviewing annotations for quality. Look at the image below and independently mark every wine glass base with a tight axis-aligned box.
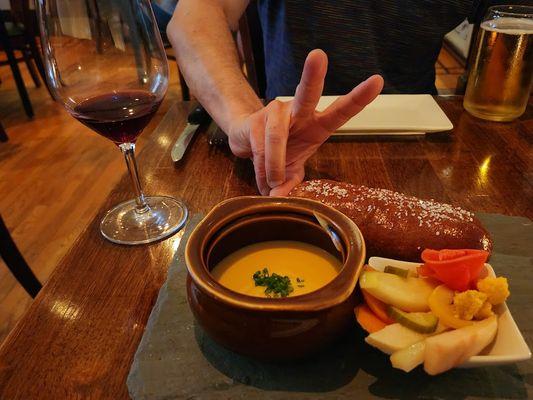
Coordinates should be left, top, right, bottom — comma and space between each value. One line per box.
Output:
100, 196, 188, 245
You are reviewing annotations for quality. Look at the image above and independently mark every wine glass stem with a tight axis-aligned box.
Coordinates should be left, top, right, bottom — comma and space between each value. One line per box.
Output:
119, 142, 150, 213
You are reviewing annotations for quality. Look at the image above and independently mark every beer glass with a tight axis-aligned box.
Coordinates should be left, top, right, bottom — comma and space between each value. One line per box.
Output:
463, 5, 533, 122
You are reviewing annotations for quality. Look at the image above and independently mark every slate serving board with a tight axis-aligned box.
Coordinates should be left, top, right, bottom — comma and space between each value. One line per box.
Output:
127, 213, 533, 400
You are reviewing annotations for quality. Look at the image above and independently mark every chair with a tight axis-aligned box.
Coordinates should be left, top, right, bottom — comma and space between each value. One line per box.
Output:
0, 10, 34, 118
238, 4, 266, 98
151, 1, 190, 100
7, 0, 48, 83
164, 46, 191, 101
454, 25, 479, 95
0, 214, 42, 298
453, 0, 495, 95
160, 32, 191, 100
0, 120, 7, 142
0, 1, 49, 118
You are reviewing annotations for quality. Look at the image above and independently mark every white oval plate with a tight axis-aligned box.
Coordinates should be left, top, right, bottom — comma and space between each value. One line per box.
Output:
368, 256, 531, 368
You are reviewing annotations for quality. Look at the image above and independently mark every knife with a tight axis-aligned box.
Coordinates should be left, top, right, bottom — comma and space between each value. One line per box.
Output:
171, 105, 211, 162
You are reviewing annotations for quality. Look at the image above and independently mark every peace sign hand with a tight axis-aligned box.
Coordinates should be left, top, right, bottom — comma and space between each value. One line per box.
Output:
227, 49, 384, 196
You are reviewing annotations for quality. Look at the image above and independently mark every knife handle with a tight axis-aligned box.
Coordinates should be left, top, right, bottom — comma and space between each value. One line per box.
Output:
188, 105, 210, 125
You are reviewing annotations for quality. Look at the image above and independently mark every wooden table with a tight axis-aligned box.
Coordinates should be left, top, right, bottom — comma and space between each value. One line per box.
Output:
0, 97, 531, 399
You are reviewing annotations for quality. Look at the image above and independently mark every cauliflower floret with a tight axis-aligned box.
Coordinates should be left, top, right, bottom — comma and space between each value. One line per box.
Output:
474, 301, 494, 320
477, 276, 510, 305
453, 290, 488, 320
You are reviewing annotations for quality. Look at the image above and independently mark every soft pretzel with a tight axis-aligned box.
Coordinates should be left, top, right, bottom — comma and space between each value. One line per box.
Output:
289, 179, 493, 261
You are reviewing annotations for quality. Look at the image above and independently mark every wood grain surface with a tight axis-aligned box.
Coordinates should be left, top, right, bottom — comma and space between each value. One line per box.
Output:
0, 97, 531, 399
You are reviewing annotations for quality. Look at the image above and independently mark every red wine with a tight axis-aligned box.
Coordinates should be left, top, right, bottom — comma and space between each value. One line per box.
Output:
72, 91, 162, 144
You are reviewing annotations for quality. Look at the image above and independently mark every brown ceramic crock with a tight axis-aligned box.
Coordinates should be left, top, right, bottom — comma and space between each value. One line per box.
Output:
185, 196, 366, 360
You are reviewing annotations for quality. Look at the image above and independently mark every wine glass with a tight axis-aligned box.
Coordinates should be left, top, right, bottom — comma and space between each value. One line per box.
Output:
36, 0, 187, 245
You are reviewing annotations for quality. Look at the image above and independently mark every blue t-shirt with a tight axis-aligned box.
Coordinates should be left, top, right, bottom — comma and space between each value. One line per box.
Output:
257, 0, 475, 98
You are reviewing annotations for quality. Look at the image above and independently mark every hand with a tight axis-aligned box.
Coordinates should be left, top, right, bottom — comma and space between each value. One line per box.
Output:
227, 49, 384, 196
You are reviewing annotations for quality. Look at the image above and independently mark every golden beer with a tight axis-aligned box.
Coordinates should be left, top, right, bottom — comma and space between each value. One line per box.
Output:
464, 11, 533, 121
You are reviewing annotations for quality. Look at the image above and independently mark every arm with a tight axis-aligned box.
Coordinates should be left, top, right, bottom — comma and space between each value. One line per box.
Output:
167, 1, 384, 196
166, 0, 262, 134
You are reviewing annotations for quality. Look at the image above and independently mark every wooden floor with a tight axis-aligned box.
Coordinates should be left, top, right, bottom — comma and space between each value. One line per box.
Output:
0, 47, 461, 346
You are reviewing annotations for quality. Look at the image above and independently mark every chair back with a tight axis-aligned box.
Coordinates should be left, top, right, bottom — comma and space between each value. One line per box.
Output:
0, 1, 38, 42
0, 120, 7, 142
5, 1, 31, 28
238, 4, 266, 98
0, 213, 42, 298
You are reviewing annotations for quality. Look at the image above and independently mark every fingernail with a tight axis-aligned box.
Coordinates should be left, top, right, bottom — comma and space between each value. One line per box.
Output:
270, 180, 284, 188
259, 186, 270, 196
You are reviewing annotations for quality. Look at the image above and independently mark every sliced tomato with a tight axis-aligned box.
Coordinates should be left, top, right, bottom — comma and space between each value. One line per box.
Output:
419, 249, 489, 291
434, 249, 469, 261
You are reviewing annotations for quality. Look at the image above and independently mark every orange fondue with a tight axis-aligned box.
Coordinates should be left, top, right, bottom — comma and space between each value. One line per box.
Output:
211, 240, 342, 297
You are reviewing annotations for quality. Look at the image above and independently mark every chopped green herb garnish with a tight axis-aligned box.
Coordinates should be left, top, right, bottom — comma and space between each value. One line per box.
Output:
253, 268, 294, 298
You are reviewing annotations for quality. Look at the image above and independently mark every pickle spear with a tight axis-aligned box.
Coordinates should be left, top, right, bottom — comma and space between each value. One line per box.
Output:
384, 265, 416, 278
387, 305, 439, 334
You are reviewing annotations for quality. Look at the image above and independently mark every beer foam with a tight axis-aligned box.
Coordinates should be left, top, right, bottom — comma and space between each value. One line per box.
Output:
482, 17, 533, 34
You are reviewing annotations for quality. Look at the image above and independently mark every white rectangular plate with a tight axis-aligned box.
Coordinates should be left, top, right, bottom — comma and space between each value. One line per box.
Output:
275, 94, 453, 135
368, 256, 531, 368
